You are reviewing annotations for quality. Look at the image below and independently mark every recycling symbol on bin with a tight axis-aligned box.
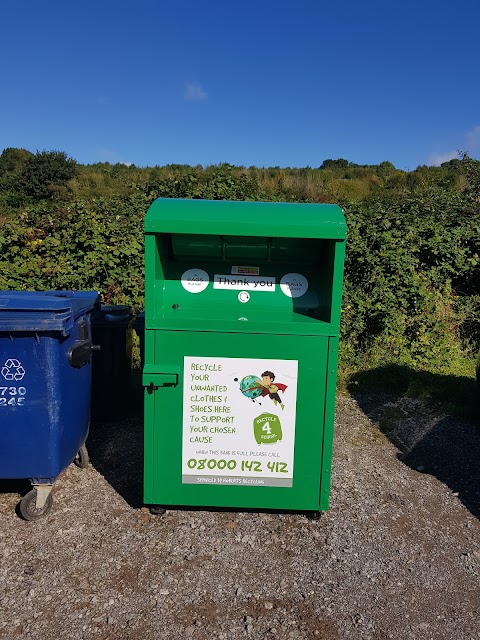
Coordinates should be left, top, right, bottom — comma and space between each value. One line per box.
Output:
1, 359, 26, 381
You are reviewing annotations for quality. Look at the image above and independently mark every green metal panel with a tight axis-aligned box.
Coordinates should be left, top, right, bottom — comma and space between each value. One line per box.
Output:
319, 337, 340, 511
143, 198, 346, 514
144, 331, 329, 511
145, 198, 347, 240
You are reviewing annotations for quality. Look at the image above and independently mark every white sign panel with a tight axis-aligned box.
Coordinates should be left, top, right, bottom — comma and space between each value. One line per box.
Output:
214, 274, 276, 292
280, 273, 308, 298
181, 268, 210, 293
183, 356, 298, 487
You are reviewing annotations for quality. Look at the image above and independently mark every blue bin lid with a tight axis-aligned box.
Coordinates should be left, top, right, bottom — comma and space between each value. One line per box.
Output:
0, 290, 100, 335
93, 304, 133, 326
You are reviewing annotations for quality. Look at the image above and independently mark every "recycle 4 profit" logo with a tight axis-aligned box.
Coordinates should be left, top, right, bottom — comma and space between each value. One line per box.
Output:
1, 359, 26, 381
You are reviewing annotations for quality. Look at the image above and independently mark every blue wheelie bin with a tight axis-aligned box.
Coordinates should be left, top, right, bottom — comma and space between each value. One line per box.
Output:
0, 290, 99, 520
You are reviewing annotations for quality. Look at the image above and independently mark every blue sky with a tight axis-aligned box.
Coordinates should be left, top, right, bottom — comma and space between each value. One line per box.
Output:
1, 0, 479, 170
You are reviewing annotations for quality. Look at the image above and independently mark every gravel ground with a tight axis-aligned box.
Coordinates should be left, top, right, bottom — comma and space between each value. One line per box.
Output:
0, 393, 479, 640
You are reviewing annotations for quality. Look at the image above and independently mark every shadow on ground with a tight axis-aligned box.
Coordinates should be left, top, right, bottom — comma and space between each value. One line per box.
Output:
0, 412, 144, 512
0, 479, 30, 501
85, 389, 320, 518
348, 364, 480, 519
86, 392, 144, 509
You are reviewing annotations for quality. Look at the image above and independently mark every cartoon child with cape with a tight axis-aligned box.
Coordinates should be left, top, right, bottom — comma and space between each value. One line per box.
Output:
251, 370, 287, 410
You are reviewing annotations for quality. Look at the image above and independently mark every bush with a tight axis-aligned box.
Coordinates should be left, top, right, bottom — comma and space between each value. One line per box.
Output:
0, 194, 146, 311
341, 189, 480, 370
1, 152, 479, 381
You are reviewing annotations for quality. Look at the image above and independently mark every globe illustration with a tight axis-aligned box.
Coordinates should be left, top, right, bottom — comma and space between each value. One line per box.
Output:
239, 375, 263, 399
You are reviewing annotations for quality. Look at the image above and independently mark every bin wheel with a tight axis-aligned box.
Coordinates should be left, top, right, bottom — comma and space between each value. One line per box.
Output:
74, 443, 89, 469
19, 489, 53, 521
306, 510, 322, 521
150, 506, 166, 516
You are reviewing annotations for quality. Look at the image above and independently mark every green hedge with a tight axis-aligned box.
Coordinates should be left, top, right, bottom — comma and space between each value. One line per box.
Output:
1, 188, 479, 375
341, 190, 480, 371
0, 195, 146, 310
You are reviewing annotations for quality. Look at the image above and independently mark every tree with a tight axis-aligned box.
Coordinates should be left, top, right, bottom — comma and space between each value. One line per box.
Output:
21, 150, 78, 201
320, 158, 349, 170
0, 148, 35, 206
376, 161, 396, 184
459, 153, 480, 205
0, 147, 34, 176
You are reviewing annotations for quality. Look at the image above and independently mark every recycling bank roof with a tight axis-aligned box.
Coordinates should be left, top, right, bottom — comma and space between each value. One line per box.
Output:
145, 198, 346, 240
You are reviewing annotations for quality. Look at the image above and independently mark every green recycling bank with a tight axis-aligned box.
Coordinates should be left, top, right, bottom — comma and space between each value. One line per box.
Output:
143, 198, 346, 515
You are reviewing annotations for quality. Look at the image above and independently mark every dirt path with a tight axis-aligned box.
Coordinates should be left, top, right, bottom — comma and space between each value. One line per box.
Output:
0, 394, 479, 640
